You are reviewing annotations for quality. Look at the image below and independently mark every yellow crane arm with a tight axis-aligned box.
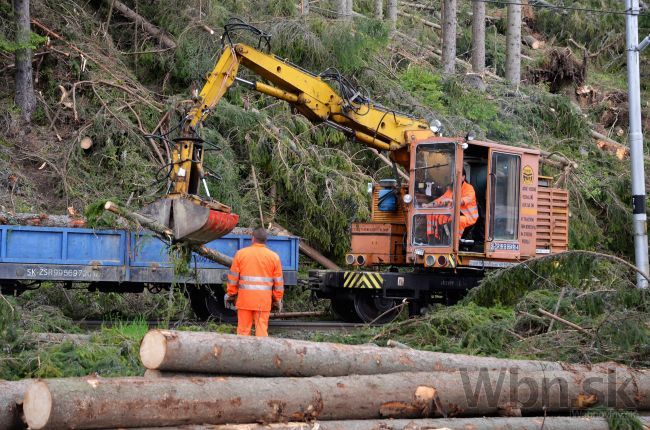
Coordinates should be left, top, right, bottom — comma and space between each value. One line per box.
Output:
172, 43, 434, 195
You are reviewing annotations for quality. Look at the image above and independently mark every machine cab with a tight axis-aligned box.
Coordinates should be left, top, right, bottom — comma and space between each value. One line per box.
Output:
347, 136, 566, 269
405, 137, 541, 265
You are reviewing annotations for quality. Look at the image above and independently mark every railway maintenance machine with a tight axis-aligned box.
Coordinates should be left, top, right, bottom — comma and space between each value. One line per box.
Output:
148, 20, 570, 323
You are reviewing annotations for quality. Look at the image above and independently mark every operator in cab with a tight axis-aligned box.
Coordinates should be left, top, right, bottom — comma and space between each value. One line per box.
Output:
424, 169, 478, 240
225, 227, 284, 336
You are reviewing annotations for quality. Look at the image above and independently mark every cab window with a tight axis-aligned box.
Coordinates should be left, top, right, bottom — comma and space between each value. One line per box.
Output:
413, 142, 455, 208
489, 152, 520, 240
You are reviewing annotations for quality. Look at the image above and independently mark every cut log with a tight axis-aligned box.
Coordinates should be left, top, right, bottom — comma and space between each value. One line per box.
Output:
106, 0, 176, 49
0, 212, 86, 228
29, 332, 91, 345
523, 35, 544, 50
143, 369, 215, 378
596, 139, 630, 160
139, 330, 622, 376
23, 369, 650, 429
119, 416, 650, 430
0, 380, 32, 430
269, 223, 339, 270
104, 201, 171, 236
589, 130, 631, 160
79, 136, 93, 150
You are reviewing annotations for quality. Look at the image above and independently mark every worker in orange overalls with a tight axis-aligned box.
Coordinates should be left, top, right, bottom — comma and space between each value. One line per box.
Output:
225, 227, 284, 337
425, 169, 478, 240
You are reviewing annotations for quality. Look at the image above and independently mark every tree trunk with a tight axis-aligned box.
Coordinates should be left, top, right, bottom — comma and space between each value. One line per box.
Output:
269, 223, 340, 270
30, 332, 91, 345
143, 369, 215, 378
347, 0, 354, 18
301, 0, 309, 15
139, 330, 621, 376
13, 0, 36, 123
505, 1, 522, 84
375, 0, 383, 19
522, 35, 543, 49
23, 370, 650, 429
441, 0, 457, 74
107, 0, 176, 49
387, 0, 397, 30
338, 0, 346, 18
398, 11, 441, 29
0, 212, 86, 227
120, 416, 650, 430
103, 201, 234, 267
369, 148, 409, 181
0, 380, 32, 430
471, 0, 486, 73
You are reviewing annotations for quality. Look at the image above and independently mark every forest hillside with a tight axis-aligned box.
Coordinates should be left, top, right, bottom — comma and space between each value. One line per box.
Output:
0, 0, 647, 259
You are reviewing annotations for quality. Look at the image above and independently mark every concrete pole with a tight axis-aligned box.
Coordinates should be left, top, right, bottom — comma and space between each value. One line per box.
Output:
625, 0, 649, 288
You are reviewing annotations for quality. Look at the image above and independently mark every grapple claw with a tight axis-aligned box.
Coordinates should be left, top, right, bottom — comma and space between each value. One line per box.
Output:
140, 196, 238, 245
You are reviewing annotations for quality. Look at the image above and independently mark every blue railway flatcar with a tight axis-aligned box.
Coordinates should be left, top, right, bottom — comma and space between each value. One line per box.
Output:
0, 225, 299, 320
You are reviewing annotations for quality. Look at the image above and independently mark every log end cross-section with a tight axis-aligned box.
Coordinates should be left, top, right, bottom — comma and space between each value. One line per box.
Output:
23, 381, 52, 430
140, 329, 169, 369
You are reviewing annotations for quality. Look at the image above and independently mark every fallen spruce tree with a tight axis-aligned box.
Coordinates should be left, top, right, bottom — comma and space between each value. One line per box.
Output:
109, 415, 650, 430
23, 368, 650, 429
140, 330, 620, 376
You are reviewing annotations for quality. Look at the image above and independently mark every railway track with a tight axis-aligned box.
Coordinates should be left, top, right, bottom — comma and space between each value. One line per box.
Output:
74, 319, 369, 332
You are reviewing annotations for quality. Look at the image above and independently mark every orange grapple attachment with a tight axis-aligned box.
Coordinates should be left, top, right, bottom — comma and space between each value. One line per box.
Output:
140, 196, 239, 245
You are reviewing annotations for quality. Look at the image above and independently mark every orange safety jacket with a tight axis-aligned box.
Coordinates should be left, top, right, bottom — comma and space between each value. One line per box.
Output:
459, 181, 479, 225
426, 189, 453, 236
226, 243, 284, 311
426, 182, 478, 237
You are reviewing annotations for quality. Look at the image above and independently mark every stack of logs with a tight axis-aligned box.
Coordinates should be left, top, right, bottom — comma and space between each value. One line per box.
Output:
4, 330, 650, 429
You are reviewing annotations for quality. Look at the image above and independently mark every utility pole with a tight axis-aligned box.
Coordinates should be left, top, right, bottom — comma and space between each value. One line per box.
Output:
625, 0, 649, 288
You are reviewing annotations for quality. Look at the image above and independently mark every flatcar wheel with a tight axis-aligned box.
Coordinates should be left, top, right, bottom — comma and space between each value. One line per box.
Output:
187, 285, 237, 323
330, 297, 362, 323
353, 293, 400, 324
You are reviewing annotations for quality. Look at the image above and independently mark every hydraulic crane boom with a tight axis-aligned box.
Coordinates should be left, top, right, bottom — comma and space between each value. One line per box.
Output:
147, 21, 436, 245
171, 42, 434, 197
142, 20, 572, 324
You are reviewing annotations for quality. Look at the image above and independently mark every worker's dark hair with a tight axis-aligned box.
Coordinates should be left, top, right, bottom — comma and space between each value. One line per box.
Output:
252, 227, 268, 243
